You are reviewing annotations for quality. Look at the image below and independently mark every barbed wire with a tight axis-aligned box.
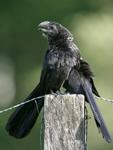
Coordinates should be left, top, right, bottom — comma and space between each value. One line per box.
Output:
0, 95, 45, 114
0, 95, 113, 114
94, 96, 113, 105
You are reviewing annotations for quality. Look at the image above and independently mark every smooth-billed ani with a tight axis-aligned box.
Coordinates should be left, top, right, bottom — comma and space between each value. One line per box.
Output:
5, 21, 112, 143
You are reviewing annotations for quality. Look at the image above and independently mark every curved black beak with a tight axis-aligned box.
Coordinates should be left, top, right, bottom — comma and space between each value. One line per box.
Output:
38, 21, 50, 32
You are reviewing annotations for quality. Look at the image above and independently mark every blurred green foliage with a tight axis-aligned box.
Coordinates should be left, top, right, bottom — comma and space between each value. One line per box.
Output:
0, 0, 113, 149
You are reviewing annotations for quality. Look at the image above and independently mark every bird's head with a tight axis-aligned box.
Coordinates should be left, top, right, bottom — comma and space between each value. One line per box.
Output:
38, 21, 73, 45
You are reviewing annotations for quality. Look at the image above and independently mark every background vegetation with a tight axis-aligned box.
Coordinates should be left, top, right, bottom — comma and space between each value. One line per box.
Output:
0, 0, 113, 149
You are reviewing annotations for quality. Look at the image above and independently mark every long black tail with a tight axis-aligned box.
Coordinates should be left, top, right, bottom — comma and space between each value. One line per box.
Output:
64, 65, 113, 143
5, 83, 44, 139
82, 81, 113, 143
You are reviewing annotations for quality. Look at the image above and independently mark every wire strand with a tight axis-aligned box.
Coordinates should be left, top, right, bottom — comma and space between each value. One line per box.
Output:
0, 95, 113, 114
94, 96, 113, 104
0, 95, 45, 114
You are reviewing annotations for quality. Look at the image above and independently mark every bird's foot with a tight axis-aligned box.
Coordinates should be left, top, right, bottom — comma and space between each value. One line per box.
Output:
50, 90, 57, 97
57, 89, 69, 95
50, 89, 69, 96
58, 89, 64, 95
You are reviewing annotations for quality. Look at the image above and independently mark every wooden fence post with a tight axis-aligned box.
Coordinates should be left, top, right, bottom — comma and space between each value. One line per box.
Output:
44, 94, 85, 150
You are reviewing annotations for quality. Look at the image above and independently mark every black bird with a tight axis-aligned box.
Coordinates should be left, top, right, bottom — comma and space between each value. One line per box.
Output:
5, 21, 113, 143
5, 21, 80, 139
